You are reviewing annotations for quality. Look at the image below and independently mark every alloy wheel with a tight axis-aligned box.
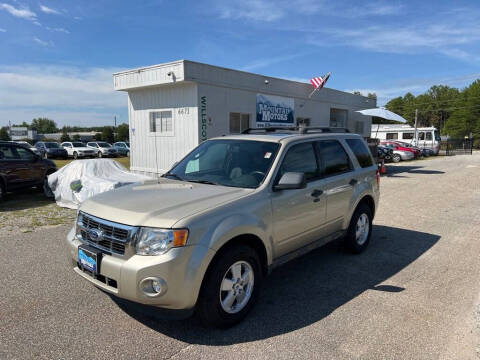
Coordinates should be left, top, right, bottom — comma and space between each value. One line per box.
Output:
219, 261, 254, 314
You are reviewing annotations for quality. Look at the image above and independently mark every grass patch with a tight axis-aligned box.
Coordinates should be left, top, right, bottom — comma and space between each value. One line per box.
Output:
54, 157, 130, 170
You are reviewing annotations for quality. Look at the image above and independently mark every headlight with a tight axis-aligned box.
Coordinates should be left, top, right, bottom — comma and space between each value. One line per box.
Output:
135, 228, 188, 255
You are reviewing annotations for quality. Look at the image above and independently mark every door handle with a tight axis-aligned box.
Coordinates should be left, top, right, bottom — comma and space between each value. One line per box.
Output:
310, 189, 323, 197
349, 179, 358, 186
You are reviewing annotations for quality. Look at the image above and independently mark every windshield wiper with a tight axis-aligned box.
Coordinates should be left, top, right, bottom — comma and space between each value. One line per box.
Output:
186, 179, 219, 185
162, 172, 184, 181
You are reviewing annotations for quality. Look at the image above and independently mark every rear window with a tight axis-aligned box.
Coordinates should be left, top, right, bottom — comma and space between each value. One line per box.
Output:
346, 139, 373, 168
317, 140, 351, 176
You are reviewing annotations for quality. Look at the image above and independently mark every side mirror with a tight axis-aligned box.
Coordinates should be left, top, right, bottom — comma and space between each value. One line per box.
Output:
274, 172, 306, 191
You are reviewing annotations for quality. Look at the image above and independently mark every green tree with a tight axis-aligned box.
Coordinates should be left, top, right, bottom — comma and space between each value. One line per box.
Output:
72, 134, 81, 141
94, 133, 103, 141
0, 127, 11, 140
444, 81, 480, 138
31, 118, 58, 134
102, 126, 115, 143
60, 127, 71, 142
116, 123, 129, 141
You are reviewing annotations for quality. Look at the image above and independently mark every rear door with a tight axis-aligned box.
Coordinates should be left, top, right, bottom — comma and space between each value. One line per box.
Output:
271, 141, 328, 257
315, 139, 355, 232
0, 144, 32, 189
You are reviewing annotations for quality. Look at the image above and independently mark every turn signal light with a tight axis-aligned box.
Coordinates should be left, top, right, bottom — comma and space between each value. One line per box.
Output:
173, 229, 189, 247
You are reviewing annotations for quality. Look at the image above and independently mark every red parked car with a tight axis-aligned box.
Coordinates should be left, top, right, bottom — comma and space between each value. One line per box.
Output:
380, 141, 421, 158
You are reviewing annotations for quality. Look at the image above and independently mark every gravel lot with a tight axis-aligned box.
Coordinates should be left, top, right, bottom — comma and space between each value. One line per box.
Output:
1, 154, 479, 360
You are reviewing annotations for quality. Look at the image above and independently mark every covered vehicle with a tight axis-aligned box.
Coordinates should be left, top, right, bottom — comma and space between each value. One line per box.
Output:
48, 159, 151, 209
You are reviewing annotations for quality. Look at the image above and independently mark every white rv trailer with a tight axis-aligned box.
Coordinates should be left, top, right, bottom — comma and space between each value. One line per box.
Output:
371, 124, 440, 154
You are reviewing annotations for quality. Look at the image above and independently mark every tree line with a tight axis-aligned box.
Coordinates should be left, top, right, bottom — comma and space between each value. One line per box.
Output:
382, 80, 480, 139
0, 118, 129, 143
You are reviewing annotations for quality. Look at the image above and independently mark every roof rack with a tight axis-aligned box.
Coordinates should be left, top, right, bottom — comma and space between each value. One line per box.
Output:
241, 126, 350, 135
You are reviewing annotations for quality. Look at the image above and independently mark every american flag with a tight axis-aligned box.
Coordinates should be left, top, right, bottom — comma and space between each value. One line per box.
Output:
310, 72, 331, 89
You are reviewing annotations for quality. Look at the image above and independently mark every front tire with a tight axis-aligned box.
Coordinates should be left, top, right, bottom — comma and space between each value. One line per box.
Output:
73, 152, 78, 159
196, 245, 262, 328
97, 151, 103, 158
344, 203, 373, 254
126, 151, 130, 157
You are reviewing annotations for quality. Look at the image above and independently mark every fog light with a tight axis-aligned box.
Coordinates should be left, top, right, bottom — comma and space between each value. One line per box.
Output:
152, 280, 162, 293
139, 277, 167, 297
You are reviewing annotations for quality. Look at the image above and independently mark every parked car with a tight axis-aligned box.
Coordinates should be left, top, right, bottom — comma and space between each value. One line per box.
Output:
113, 142, 130, 157
86, 142, 118, 158
15, 141, 41, 156
381, 141, 420, 158
392, 141, 422, 158
0, 141, 57, 200
66, 128, 380, 327
61, 142, 96, 159
35, 141, 68, 159
377, 145, 394, 162
382, 143, 414, 162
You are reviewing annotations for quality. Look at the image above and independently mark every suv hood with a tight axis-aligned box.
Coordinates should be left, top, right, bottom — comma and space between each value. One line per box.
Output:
80, 179, 254, 228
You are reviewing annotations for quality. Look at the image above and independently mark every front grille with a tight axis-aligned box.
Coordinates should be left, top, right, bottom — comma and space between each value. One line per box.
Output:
78, 212, 135, 255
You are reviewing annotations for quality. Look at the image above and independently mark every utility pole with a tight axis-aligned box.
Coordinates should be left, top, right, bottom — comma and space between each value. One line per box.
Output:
414, 109, 418, 146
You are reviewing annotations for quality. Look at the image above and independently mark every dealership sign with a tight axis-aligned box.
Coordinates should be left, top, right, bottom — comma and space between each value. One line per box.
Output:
256, 94, 294, 127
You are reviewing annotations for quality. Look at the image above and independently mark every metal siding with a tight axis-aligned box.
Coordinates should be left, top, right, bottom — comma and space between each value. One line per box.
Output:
114, 62, 185, 91
128, 83, 198, 176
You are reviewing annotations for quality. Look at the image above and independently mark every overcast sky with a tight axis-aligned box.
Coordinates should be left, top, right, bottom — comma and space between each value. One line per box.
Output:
1, 0, 479, 127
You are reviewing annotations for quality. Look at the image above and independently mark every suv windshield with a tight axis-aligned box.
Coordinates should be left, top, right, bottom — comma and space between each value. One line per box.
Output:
45, 142, 60, 148
72, 142, 85, 147
167, 139, 280, 188
98, 142, 111, 148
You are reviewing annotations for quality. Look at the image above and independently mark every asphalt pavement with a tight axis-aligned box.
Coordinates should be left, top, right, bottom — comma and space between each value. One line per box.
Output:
1, 153, 480, 360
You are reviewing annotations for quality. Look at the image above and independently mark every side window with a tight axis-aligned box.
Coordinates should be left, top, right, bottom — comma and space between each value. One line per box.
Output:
0, 146, 15, 160
278, 142, 318, 181
150, 111, 173, 135
418, 132, 425, 140
317, 140, 352, 177
386, 132, 398, 139
16, 147, 35, 161
426, 132, 432, 140
345, 138, 373, 168
402, 132, 414, 140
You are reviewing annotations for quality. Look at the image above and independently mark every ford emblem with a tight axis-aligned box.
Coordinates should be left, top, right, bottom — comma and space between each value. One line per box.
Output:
88, 229, 102, 241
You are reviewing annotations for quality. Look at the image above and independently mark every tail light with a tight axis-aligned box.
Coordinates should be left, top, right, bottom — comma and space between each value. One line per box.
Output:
376, 169, 380, 187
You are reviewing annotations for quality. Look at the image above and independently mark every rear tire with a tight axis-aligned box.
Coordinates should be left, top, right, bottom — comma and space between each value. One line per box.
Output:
196, 245, 262, 328
344, 203, 372, 254
392, 153, 401, 163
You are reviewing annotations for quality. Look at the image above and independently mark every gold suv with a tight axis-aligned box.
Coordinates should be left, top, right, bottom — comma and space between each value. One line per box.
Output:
66, 128, 380, 327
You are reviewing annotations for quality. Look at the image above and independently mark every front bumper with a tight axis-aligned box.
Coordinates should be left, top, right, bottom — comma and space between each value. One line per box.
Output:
65, 227, 215, 310
77, 151, 96, 157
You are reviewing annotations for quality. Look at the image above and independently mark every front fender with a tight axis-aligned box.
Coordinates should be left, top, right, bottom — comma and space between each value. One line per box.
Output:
200, 213, 273, 266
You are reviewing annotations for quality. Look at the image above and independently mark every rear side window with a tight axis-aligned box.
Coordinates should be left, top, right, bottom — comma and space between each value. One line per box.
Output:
345, 138, 373, 168
317, 140, 351, 177
279, 142, 319, 180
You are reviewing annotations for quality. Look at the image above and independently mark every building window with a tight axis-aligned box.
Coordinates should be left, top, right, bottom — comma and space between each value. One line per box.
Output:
354, 121, 364, 135
296, 118, 311, 127
402, 132, 414, 140
229, 113, 250, 134
150, 111, 173, 135
330, 108, 347, 128
386, 132, 398, 139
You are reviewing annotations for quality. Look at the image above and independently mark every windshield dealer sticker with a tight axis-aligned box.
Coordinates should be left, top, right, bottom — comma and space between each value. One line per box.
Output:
264, 152, 272, 159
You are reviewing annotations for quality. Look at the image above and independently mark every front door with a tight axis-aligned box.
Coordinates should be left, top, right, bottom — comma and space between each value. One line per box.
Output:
271, 142, 327, 257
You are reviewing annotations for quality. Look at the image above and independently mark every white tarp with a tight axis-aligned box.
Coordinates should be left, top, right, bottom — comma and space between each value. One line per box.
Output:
48, 159, 152, 209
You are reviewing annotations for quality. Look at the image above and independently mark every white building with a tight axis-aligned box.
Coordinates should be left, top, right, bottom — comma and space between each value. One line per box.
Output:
114, 60, 376, 176
9, 127, 38, 141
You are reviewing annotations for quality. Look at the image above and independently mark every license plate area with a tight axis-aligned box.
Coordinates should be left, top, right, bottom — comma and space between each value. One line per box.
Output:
78, 244, 102, 274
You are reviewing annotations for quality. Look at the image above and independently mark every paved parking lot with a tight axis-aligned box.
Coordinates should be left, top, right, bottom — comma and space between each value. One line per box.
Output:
1, 154, 479, 360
